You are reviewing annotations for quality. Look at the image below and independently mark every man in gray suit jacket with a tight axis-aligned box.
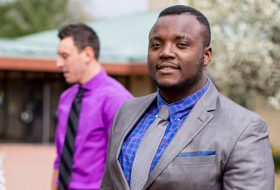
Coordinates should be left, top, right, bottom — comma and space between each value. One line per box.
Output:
101, 5, 275, 190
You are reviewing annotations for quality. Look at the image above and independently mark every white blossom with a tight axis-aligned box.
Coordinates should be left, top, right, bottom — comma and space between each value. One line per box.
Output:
183, 0, 280, 109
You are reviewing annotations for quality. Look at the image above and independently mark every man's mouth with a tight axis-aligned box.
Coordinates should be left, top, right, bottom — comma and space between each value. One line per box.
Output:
157, 63, 179, 70
63, 71, 69, 76
161, 67, 176, 70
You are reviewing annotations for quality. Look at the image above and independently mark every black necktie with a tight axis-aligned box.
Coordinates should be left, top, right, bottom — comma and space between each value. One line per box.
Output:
59, 87, 86, 189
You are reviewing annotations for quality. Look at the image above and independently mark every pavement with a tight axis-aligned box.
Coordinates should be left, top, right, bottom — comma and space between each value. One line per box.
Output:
0, 143, 56, 190
0, 122, 279, 190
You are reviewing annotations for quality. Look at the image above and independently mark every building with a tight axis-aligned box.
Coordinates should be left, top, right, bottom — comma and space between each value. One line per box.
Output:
1, 2, 279, 147
0, 11, 159, 143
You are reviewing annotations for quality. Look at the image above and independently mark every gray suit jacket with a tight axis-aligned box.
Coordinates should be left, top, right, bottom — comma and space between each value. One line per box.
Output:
100, 81, 275, 190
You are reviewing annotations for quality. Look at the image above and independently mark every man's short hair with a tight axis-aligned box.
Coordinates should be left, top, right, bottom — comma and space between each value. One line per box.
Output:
58, 23, 100, 60
159, 5, 211, 47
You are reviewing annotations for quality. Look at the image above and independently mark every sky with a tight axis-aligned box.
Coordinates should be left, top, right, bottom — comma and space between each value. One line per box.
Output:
80, 0, 150, 19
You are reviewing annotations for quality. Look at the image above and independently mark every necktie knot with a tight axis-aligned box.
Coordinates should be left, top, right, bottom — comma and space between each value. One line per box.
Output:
157, 105, 169, 121
76, 87, 86, 100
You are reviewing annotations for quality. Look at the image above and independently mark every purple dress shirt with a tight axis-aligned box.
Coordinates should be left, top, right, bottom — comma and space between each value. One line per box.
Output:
54, 67, 133, 189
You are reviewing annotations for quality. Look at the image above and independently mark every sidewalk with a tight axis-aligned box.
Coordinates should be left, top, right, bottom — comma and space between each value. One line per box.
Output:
0, 139, 279, 190
0, 143, 56, 190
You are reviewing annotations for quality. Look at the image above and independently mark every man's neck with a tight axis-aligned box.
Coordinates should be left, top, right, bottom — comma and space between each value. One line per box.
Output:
159, 77, 208, 104
79, 62, 101, 85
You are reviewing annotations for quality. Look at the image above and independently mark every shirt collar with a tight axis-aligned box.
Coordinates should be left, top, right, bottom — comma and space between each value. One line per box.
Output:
79, 67, 107, 91
157, 77, 210, 123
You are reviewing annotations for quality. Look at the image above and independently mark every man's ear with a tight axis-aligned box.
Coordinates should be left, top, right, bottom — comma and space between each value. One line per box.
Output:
82, 46, 95, 64
204, 46, 212, 66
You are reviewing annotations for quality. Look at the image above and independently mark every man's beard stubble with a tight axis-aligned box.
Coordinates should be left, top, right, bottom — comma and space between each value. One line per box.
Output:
149, 56, 205, 96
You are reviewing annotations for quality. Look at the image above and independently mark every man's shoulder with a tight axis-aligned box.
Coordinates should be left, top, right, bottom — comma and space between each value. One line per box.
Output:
59, 84, 78, 100
201, 81, 261, 120
216, 92, 264, 122
98, 75, 132, 95
112, 92, 156, 118
122, 92, 157, 107
111, 93, 157, 131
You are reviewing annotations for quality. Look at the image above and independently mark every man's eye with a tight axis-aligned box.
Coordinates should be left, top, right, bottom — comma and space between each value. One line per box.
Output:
151, 43, 161, 48
61, 55, 68, 59
178, 42, 188, 47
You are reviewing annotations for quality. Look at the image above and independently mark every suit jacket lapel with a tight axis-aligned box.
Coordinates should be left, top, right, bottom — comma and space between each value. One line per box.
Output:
114, 93, 158, 189
144, 81, 218, 189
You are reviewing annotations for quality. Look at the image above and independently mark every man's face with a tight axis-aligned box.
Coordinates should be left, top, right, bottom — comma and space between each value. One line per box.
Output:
148, 14, 209, 93
56, 36, 87, 84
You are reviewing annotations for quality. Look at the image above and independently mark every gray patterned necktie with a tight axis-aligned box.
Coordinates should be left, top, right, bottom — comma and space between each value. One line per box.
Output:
59, 87, 86, 189
130, 105, 169, 190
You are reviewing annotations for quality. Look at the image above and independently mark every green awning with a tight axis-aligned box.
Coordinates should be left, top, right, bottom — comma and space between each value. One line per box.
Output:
0, 11, 159, 62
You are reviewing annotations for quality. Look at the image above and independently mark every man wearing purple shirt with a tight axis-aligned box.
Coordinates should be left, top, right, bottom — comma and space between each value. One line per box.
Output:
51, 23, 133, 190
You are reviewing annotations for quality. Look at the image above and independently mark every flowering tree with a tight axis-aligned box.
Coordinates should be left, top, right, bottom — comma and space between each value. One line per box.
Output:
186, 0, 280, 109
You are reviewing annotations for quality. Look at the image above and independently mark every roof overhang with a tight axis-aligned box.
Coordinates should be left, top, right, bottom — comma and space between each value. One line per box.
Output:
0, 56, 148, 75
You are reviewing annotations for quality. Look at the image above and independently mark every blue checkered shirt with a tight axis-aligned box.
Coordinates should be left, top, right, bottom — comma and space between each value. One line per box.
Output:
118, 78, 210, 186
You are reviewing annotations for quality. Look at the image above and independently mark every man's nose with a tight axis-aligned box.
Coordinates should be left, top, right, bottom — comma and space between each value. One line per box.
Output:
159, 43, 175, 59
56, 57, 64, 68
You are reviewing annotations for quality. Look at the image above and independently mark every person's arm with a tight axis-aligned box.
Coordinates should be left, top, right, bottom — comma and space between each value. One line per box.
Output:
103, 92, 132, 137
100, 117, 115, 190
222, 116, 275, 189
51, 169, 59, 190
100, 99, 129, 190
